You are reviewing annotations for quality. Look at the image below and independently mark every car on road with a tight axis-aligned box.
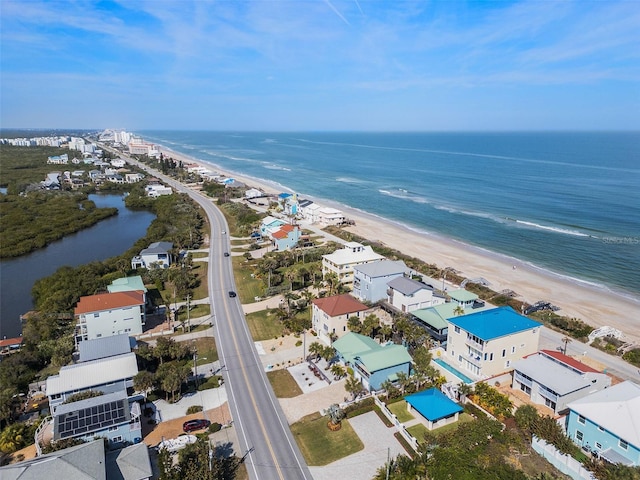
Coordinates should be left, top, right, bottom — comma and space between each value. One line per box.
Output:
221, 231, 226, 234
224, 252, 230, 257
228, 291, 236, 298
182, 419, 211, 433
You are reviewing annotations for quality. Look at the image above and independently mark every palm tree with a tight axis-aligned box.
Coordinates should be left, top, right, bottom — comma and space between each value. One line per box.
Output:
308, 341, 324, 361
347, 316, 363, 334
453, 305, 465, 316
330, 364, 345, 380
344, 374, 364, 401
561, 336, 572, 355
321, 346, 336, 365
133, 371, 155, 405
361, 314, 380, 338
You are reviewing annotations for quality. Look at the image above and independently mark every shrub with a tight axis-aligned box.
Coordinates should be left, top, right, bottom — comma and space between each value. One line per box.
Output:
208, 422, 222, 433
186, 405, 203, 415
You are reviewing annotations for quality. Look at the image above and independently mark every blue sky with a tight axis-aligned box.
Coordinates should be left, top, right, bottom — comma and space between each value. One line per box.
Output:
1, 0, 638, 131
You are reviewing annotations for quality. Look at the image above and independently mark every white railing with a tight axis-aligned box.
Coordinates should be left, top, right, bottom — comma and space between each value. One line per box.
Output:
532, 436, 596, 480
34, 416, 52, 456
373, 395, 419, 452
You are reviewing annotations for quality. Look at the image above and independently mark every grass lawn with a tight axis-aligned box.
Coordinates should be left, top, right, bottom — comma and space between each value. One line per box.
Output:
407, 412, 474, 443
290, 412, 364, 466
192, 337, 219, 365
266, 369, 303, 398
176, 304, 210, 323
245, 309, 286, 341
387, 401, 415, 424
190, 252, 209, 259
191, 264, 209, 300
232, 256, 264, 302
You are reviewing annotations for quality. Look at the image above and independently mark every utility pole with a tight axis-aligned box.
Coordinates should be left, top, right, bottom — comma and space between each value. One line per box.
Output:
386, 447, 390, 480
186, 294, 191, 332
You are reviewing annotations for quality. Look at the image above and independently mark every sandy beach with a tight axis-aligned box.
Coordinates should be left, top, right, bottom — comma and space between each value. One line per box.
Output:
157, 145, 640, 344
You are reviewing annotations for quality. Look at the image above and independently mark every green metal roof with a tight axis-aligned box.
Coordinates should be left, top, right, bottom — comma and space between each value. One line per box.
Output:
334, 332, 412, 372
357, 345, 412, 372
448, 289, 477, 302
107, 275, 147, 293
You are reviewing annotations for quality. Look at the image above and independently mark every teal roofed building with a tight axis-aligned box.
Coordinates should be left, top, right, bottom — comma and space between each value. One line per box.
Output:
405, 388, 464, 430
333, 332, 412, 391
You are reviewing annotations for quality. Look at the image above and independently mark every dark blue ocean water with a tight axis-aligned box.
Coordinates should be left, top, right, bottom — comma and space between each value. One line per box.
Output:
138, 131, 640, 298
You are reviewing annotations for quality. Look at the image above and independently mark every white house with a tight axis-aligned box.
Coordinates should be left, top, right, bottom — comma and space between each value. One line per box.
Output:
75, 291, 146, 343
131, 241, 173, 269
316, 207, 346, 226
512, 349, 611, 415
111, 158, 126, 168
145, 184, 172, 197
387, 276, 442, 313
311, 294, 371, 345
322, 242, 385, 290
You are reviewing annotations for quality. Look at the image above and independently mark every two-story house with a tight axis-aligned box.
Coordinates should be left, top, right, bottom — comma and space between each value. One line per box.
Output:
131, 241, 173, 269
512, 350, 611, 415
311, 294, 371, 345
322, 242, 385, 290
446, 306, 542, 379
352, 260, 408, 303
107, 275, 148, 306
260, 216, 286, 238
271, 224, 301, 251
333, 332, 412, 391
75, 291, 145, 344
387, 276, 444, 313
42, 350, 141, 450
566, 381, 640, 466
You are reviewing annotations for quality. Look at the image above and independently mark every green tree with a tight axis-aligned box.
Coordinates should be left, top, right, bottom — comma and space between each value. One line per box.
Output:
361, 314, 380, 338
133, 371, 155, 404
330, 364, 345, 379
344, 374, 364, 401
308, 342, 324, 361
347, 316, 363, 334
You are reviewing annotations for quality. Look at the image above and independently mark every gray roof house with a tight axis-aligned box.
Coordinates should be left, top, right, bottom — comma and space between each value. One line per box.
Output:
512, 350, 611, 415
387, 276, 444, 313
78, 333, 134, 363
0, 439, 152, 480
352, 260, 408, 303
131, 241, 173, 269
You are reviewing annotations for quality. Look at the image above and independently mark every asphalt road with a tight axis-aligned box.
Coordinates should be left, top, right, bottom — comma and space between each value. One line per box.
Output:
130, 160, 312, 480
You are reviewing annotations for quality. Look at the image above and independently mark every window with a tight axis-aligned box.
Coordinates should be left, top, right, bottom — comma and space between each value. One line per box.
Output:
511, 346, 516, 354
502, 349, 506, 358
576, 431, 583, 442
595, 442, 602, 450
109, 426, 118, 432
619, 439, 628, 450
598, 426, 604, 432
505, 360, 511, 368
489, 353, 494, 361
454, 326, 460, 334
578, 415, 586, 425
93, 313, 99, 318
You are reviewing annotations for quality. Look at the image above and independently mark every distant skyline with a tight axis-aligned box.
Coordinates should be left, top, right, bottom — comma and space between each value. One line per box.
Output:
1, 0, 639, 131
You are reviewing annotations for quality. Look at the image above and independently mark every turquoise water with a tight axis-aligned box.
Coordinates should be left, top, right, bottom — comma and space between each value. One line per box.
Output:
433, 357, 474, 384
139, 131, 640, 299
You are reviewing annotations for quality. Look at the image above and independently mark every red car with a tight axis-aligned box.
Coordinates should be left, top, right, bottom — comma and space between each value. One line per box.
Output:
182, 419, 211, 433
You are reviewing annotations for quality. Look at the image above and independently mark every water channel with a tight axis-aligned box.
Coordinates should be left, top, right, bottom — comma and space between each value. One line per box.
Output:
0, 194, 155, 338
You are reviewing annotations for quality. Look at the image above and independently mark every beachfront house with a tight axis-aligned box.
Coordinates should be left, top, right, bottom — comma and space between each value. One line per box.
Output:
387, 276, 443, 313
512, 350, 611, 415
352, 260, 408, 303
316, 207, 346, 226
74, 291, 146, 344
405, 388, 464, 431
566, 381, 640, 466
41, 352, 142, 450
0, 439, 152, 480
322, 242, 385, 290
446, 306, 542, 379
131, 241, 173, 269
333, 332, 412, 391
411, 292, 490, 346
245, 188, 263, 199
311, 294, 371, 345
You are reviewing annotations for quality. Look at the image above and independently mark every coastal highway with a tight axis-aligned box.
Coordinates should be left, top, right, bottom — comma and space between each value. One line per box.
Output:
120, 156, 313, 479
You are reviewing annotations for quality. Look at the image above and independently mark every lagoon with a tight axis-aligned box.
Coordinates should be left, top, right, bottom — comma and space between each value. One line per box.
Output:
0, 194, 155, 338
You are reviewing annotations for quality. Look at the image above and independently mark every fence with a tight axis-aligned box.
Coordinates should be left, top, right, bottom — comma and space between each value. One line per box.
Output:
373, 395, 419, 452
532, 436, 596, 480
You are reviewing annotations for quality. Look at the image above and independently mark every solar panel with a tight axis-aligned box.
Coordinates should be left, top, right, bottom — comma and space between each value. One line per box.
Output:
55, 397, 130, 440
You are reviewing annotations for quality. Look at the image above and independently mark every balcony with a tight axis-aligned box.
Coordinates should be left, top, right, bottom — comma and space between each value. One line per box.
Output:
465, 338, 485, 351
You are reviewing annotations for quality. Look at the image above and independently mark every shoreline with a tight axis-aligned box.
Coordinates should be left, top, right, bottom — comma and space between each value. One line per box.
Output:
155, 143, 640, 343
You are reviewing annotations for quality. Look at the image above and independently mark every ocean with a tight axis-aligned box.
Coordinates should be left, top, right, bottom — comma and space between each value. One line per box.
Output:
137, 131, 640, 299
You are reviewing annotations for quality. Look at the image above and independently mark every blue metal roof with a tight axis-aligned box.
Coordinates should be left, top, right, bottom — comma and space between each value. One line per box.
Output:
448, 306, 541, 341
405, 388, 463, 422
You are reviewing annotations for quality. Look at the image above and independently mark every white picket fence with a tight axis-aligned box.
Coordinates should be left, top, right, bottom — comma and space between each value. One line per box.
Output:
373, 395, 419, 452
532, 436, 596, 480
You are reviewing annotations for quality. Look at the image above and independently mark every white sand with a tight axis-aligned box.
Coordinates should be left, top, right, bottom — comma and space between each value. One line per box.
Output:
157, 145, 640, 343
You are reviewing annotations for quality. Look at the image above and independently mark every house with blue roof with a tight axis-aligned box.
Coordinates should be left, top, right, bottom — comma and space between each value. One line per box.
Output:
446, 306, 542, 379
405, 388, 464, 430
333, 332, 412, 391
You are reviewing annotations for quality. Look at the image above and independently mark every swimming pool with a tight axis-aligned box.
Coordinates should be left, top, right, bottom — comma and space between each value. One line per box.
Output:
433, 357, 474, 384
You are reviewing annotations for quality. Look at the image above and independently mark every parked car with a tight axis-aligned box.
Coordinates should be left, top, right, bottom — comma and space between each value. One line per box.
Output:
182, 419, 211, 433
228, 291, 237, 298
224, 252, 230, 257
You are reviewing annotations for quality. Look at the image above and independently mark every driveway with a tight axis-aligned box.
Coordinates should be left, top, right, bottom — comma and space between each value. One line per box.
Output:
308, 411, 406, 480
